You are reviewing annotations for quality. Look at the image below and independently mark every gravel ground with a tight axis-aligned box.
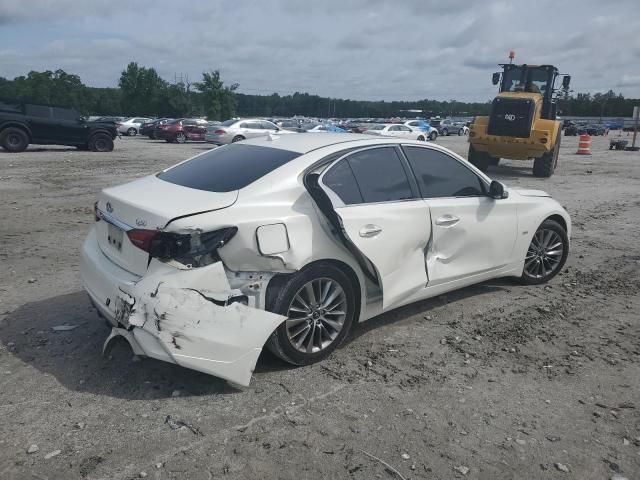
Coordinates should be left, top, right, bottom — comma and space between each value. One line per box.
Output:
0, 133, 639, 480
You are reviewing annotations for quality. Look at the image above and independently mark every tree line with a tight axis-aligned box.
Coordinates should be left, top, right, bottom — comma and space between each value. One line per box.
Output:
0, 63, 637, 119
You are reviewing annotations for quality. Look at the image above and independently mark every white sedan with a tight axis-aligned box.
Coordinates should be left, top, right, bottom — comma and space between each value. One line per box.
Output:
364, 123, 431, 141
80, 134, 570, 386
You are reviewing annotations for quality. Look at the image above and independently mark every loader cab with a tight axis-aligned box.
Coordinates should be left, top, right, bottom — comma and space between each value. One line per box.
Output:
492, 64, 566, 120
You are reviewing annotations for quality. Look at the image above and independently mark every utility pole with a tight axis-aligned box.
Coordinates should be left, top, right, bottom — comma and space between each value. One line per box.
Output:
630, 106, 639, 151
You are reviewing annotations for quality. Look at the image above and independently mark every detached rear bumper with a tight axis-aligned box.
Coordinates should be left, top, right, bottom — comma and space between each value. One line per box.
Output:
79, 227, 286, 386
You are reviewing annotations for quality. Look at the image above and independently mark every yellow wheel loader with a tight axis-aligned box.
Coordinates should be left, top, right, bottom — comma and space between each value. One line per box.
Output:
468, 63, 571, 177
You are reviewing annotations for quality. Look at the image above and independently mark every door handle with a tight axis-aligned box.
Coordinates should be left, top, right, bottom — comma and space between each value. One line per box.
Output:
435, 215, 460, 227
359, 224, 382, 237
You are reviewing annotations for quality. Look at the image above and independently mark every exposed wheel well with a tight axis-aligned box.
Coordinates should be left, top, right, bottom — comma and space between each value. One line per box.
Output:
546, 214, 567, 232
265, 259, 362, 322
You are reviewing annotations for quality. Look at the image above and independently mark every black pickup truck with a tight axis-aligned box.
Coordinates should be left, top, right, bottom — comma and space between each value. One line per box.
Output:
0, 100, 117, 152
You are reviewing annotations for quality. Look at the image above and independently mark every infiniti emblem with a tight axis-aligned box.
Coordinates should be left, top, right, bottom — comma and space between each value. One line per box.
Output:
106, 202, 113, 213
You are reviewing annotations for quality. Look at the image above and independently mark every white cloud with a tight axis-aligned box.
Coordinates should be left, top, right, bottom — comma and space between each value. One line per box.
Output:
1, 0, 639, 100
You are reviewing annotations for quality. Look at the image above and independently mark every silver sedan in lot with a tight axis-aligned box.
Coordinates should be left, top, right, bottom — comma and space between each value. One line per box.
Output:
205, 118, 285, 144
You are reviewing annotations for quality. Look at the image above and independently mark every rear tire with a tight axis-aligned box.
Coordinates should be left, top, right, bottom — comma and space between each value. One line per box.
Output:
175, 132, 187, 144
417, 135, 425, 141
442, 128, 449, 136
458, 128, 464, 136
232, 135, 245, 143
88, 133, 114, 152
0, 127, 29, 152
533, 132, 560, 177
265, 264, 356, 366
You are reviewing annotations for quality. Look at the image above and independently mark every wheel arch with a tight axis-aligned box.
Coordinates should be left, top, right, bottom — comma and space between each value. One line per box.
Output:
265, 258, 363, 323
546, 213, 567, 233
89, 128, 116, 139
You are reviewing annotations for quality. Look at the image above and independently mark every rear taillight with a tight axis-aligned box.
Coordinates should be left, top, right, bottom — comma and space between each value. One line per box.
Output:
94, 201, 100, 221
126, 229, 159, 253
149, 227, 237, 268
214, 129, 226, 134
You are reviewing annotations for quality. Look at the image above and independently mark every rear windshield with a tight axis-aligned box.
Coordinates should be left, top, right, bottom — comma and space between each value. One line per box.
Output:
157, 144, 301, 192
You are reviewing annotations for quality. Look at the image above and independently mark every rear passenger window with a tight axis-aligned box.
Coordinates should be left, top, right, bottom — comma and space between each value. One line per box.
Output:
403, 146, 485, 198
346, 147, 413, 203
24, 104, 51, 118
322, 160, 363, 205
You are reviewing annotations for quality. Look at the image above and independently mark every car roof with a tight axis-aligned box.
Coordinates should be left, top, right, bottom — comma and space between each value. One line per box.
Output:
241, 133, 380, 153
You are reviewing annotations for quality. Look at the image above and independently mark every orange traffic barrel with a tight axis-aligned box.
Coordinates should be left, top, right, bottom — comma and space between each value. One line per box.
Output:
576, 134, 591, 155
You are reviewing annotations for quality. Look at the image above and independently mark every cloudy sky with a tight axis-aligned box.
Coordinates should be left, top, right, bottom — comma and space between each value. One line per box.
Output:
1, 0, 639, 101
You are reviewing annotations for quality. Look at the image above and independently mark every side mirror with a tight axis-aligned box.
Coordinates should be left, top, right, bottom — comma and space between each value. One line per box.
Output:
492, 72, 501, 86
489, 180, 508, 199
562, 75, 571, 89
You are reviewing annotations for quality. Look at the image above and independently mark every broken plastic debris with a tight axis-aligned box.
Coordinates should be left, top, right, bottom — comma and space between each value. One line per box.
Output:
164, 415, 203, 435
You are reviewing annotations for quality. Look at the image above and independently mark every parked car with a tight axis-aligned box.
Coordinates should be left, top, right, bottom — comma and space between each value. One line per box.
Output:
578, 124, 606, 136
156, 118, 209, 143
563, 120, 578, 136
94, 116, 125, 123
0, 100, 117, 152
604, 121, 623, 130
204, 118, 284, 144
116, 117, 153, 136
430, 119, 465, 136
363, 123, 430, 141
275, 119, 306, 133
404, 120, 438, 140
140, 118, 172, 139
81, 133, 570, 386
304, 124, 346, 133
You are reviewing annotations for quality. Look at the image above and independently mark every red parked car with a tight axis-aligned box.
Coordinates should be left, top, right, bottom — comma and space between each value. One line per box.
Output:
155, 118, 209, 143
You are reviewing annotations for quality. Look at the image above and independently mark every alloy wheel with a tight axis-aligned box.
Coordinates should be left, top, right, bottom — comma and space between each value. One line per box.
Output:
285, 278, 347, 354
524, 228, 564, 279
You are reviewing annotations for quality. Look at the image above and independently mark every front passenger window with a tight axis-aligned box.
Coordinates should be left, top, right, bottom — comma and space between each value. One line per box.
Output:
403, 146, 485, 198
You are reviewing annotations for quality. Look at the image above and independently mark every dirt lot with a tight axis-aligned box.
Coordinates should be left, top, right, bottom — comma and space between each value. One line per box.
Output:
1, 133, 639, 480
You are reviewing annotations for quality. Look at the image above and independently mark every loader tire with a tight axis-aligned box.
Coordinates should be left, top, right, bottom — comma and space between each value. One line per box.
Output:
533, 133, 561, 178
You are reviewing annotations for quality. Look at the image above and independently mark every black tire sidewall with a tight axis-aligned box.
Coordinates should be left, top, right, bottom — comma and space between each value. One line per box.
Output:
1, 128, 29, 152
90, 133, 114, 152
232, 136, 244, 143
519, 219, 569, 285
268, 264, 356, 365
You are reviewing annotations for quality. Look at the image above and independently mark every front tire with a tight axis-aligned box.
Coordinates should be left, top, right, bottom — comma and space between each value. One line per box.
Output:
533, 133, 560, 177
442, 128, 449, 136
428, 131, 437, 141
266, 264, 356, 366
458, 128, 464, 136
519, 219, 568, 285
0, 127, 29, 152
417, 135, 425, 141
127, 127, 137, 136
88, 133, 114, 152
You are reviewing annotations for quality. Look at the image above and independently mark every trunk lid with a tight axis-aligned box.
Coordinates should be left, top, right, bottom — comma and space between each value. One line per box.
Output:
96, 174, 238, 275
